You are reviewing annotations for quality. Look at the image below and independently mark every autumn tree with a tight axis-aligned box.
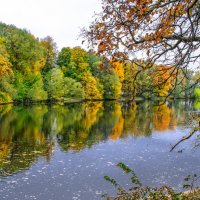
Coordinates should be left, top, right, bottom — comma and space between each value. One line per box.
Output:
0, 38, 15, 102
40, 36, 57, 73
83, 0, 200, 97
122, 61, 152, 99
68, 47, 90, 80
110, 61, 124, 82
0, 22, 45, 74
0, 55, 13, 79
82, 71, 103, 99
152, 65, 176, 97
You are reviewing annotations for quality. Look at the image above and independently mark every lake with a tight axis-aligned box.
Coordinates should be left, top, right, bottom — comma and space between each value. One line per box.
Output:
0, 100, 200, 200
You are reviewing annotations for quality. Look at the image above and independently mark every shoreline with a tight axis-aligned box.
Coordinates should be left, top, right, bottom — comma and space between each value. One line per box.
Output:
0, 97, 199, 106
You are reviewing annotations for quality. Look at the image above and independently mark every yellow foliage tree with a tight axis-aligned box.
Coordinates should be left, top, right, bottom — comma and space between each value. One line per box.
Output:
111, 61, 124, 82
82, 71, 103, 99
70, 47, 89, 69
0, 54, 14, 102
0, 54, 13, 76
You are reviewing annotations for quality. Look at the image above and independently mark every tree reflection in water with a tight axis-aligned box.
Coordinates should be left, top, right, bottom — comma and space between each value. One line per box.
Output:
0, 100, 195, 177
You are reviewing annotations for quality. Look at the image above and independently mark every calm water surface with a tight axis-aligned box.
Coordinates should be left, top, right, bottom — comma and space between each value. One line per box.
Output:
0, 100, 200, 200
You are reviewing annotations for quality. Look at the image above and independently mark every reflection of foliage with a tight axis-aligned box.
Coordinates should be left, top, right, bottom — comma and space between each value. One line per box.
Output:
0, 141, 53, 177
123, 102, 153, 137
0, 105, 53, 177
0, 141, 52, 176
0, 101, 196, 177
110, 116, 124, 141
153, 104, 172, 131
169, 102, 200, 151
109, 104, 124, 140
0, 104, 12, 116
0, 105, 48, 140
82, 102, 103, 130
57, 102, 103, 151
42, 103, 84, 136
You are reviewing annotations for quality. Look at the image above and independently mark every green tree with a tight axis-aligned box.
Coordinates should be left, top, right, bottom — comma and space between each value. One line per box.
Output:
26, 76, 47, 101
45, 67, 65, 100
0, 37, 9, 58
64, 77, 84, 99
102, 73, 122, 99
57, 47, 71, 68
13, 72, 46, 101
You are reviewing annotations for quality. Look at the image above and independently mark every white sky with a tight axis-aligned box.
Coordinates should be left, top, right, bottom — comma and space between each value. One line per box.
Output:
0, 0, 102, 49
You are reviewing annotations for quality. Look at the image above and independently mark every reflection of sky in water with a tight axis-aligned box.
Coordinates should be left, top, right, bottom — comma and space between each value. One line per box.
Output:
0, 101, 199, 200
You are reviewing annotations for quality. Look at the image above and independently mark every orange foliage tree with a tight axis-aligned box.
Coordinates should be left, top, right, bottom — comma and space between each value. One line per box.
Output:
152, 65, 177, 97
83, 0, 200, 96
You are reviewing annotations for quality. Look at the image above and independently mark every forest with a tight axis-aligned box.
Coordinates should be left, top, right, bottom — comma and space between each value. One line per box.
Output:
0, 22, 199, 104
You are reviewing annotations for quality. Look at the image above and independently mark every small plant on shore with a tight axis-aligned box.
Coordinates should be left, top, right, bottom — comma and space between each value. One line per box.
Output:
103, 162, 200, 200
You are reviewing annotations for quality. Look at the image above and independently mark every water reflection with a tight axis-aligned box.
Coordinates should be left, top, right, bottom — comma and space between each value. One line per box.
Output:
0, 101, 197, 177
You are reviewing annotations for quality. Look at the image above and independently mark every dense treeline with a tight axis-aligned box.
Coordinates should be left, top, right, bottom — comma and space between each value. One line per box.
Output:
0, 22, 199, 103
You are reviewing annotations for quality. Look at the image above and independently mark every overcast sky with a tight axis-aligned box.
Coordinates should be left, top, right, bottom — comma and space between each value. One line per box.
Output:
0, 0, 102, 49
